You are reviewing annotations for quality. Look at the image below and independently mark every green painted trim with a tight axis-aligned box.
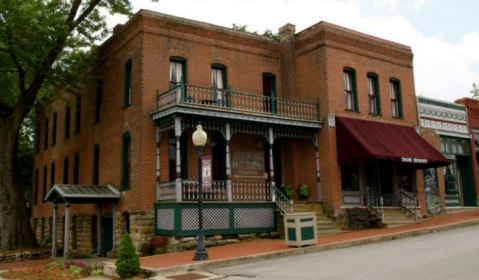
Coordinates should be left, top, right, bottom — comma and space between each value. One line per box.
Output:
300, 218, 313, 222
300, 226, 315, 240
124, 59, 132, 108
368, 73, 381, 115
344, 67, 359, 112
287, 228, 297, 241
154, 202, 277, 236
121, 132, 131, 190
286, 219, 295, 223
390, 78, 403, 118
418, 97, 466, 111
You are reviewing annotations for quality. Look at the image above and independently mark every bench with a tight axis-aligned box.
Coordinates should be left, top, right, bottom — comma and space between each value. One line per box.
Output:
347, 207, 379, 230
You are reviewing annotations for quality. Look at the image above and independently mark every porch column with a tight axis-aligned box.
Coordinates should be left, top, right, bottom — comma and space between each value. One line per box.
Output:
52, 203, 58, 258
315, 133, 323, 202
156, 127, 162, 201
225, 123, 232, 202
63, 202, 70, 258
112, 203, 116, 251
268, 128, 275, 201
97, 203, 102, 256
175, 117, 183, 202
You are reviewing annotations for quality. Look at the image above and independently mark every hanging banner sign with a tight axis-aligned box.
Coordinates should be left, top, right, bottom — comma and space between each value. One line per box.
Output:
202, 156, 212, 189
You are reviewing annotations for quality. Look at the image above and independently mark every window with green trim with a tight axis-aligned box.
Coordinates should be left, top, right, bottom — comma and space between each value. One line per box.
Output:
63, 157, 69, 184
42, 165, 47, 203
343, 68, 358, 111
122, 132, 131, 189
34, 169, 38, 205
211, 64, 227, 103
444, 161, 458, 193
367, 73, 381, 115
50, 162, 55, 190
93, 145, 100, 185
73, 152, 80, 184
169, 57, 186, 88
390, 78, 403, 118
65, 106, 71, 138
95, 81, 102, 123
35, 124, 40, 154
75, 96, 81, 134
44, 118, 48, 150
263, 73, 276, 113
441, 137, 469, 155
52, 112, 57, 146
124, 60, 132, 108
341, 163, 359, 191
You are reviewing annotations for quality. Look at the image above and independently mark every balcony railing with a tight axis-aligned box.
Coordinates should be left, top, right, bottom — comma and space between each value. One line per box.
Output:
156, 83, 320, 121
157, 180, 271, 202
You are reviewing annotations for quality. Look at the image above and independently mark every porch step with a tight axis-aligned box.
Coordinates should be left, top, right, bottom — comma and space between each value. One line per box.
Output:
378, 207, 417, 228
293, 201, 344, 237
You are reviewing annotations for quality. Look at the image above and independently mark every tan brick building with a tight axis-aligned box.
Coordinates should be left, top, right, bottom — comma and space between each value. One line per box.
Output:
32, 10, 448, 256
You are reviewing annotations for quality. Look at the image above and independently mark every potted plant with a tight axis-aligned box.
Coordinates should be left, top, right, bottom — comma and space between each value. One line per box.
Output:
299, 184, 309, 200
282, 184, 293, 199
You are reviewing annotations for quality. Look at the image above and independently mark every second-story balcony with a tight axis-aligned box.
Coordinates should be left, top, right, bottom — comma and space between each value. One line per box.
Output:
154, 82, 321, 124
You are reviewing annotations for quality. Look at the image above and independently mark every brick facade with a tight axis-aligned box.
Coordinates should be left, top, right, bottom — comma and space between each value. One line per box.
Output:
31, 11, 442, 254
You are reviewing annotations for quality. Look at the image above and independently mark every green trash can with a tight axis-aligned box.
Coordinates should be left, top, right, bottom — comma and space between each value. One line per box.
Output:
284, 213, 317, 247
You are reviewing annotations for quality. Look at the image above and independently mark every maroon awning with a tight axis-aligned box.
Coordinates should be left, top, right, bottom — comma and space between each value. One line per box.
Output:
336, 117, 449, 168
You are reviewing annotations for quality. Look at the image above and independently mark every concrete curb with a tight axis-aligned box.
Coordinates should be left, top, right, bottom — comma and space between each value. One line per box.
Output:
103, 218, 479, 277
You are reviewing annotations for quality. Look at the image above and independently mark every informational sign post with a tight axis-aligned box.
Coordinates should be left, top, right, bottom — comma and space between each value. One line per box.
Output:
202, 156, 212, 189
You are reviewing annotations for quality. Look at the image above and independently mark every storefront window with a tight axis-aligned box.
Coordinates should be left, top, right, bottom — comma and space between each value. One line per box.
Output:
341, 164, 359, 191
441, 137, 469, 155
398, 164, 414, 192
444, 162, 458, 193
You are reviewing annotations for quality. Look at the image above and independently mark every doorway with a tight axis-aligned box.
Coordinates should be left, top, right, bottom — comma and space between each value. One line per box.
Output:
102, 214, 113, 257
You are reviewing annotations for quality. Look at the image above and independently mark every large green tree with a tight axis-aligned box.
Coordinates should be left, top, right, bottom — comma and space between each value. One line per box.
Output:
0, 0, 154, 250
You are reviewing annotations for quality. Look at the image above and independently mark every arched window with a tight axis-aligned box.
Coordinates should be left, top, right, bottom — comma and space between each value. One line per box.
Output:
34, 169, 39, 205
42, 165, 47, 203
367, 73, 381, 115
50, 162, 55, 190
122, 132, 131, 189
124, 60, 132, 107
390, 78, 403, 118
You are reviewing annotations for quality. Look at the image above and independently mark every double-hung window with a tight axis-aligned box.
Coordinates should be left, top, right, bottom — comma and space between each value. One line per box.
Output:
211, 64, 227, 105
124, 60, 132, 107
169, 57, 186, 103
390, 78, 402, 118
343, 68, 358, 111
367, 73, 381, 115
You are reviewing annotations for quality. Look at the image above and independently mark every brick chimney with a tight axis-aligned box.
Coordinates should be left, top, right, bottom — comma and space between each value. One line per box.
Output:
279, 24, 298, 99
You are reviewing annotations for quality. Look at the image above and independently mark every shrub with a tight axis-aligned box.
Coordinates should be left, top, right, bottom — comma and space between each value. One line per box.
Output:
282, 184, 293, 198
39, 235, 52, 246
116, 233, 140, 278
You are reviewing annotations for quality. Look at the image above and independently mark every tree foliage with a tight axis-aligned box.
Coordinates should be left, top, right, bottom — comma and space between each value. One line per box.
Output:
0, 0, 155, 250
232, 24, 279, 41
471, 83, 479, 100
115, 233, 140, 278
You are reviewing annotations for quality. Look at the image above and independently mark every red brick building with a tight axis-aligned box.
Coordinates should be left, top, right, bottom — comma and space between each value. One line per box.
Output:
32, 10, 448, 257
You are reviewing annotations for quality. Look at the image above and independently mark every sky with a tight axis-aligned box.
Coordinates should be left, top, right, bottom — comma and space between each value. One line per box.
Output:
106, 0, 479, 103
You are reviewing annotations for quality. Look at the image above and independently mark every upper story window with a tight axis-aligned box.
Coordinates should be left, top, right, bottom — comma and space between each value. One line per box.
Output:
124, 60, 132, 108
343, 68, 358, 111
367, 73, 381, 115
390, 78, 403, 118
75, 96, 81, 134
93, 145, 100, 185
35, 124, 40, 154
122, 132, 131, 190
169, 57, 186, 89
95, 81, 102, 123
73, 152, 80, 184
211, 64, 227, 103
33, 169, 38, 205
52, 112, 57, 146
42, 165, 47, 203
43, 118, 48, 150
63, 156, 69, 184
50, 162, 55, 189
65, 106, 71, 138
263, 73, 276, 113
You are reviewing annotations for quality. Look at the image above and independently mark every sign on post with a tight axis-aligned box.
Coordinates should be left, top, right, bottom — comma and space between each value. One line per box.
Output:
202, 156, 212, 189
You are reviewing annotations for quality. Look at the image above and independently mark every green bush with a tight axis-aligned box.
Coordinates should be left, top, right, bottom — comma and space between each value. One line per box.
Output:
115, 233, 140, 278
39, 235, 52, 246
299, 184, 309, 197
282, 184, 293, 198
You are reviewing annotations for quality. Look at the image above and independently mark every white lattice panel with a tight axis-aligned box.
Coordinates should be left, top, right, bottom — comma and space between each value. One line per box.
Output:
181, 208, 230, 231
234, 208, 274, 229
157, 209, 175, 230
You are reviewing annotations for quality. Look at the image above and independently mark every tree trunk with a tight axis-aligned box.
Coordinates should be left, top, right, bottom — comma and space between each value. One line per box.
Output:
0, 118, 35, 250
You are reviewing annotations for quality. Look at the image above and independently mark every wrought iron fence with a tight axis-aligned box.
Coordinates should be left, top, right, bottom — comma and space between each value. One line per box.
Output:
272, 184, 293, 214
399, 188, 418, 222
156, 83, 320, 121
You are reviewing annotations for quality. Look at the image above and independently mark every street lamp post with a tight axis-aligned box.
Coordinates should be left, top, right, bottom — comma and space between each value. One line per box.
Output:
192, 125, 209, 260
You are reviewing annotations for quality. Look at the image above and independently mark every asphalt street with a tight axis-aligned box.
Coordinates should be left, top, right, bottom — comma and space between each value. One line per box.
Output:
212, 224, 479, 280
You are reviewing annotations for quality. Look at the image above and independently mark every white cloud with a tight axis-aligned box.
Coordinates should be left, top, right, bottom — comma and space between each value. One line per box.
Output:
104, 0, 479, 102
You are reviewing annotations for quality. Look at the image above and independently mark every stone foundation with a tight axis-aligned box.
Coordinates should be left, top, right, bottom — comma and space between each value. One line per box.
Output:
0, 247, 51, 262
115, 210, 155, 254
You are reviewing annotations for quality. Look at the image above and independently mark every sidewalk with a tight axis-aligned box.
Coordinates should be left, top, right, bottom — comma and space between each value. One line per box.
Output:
1, 209, 479, 278
104, 209, 479, 277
